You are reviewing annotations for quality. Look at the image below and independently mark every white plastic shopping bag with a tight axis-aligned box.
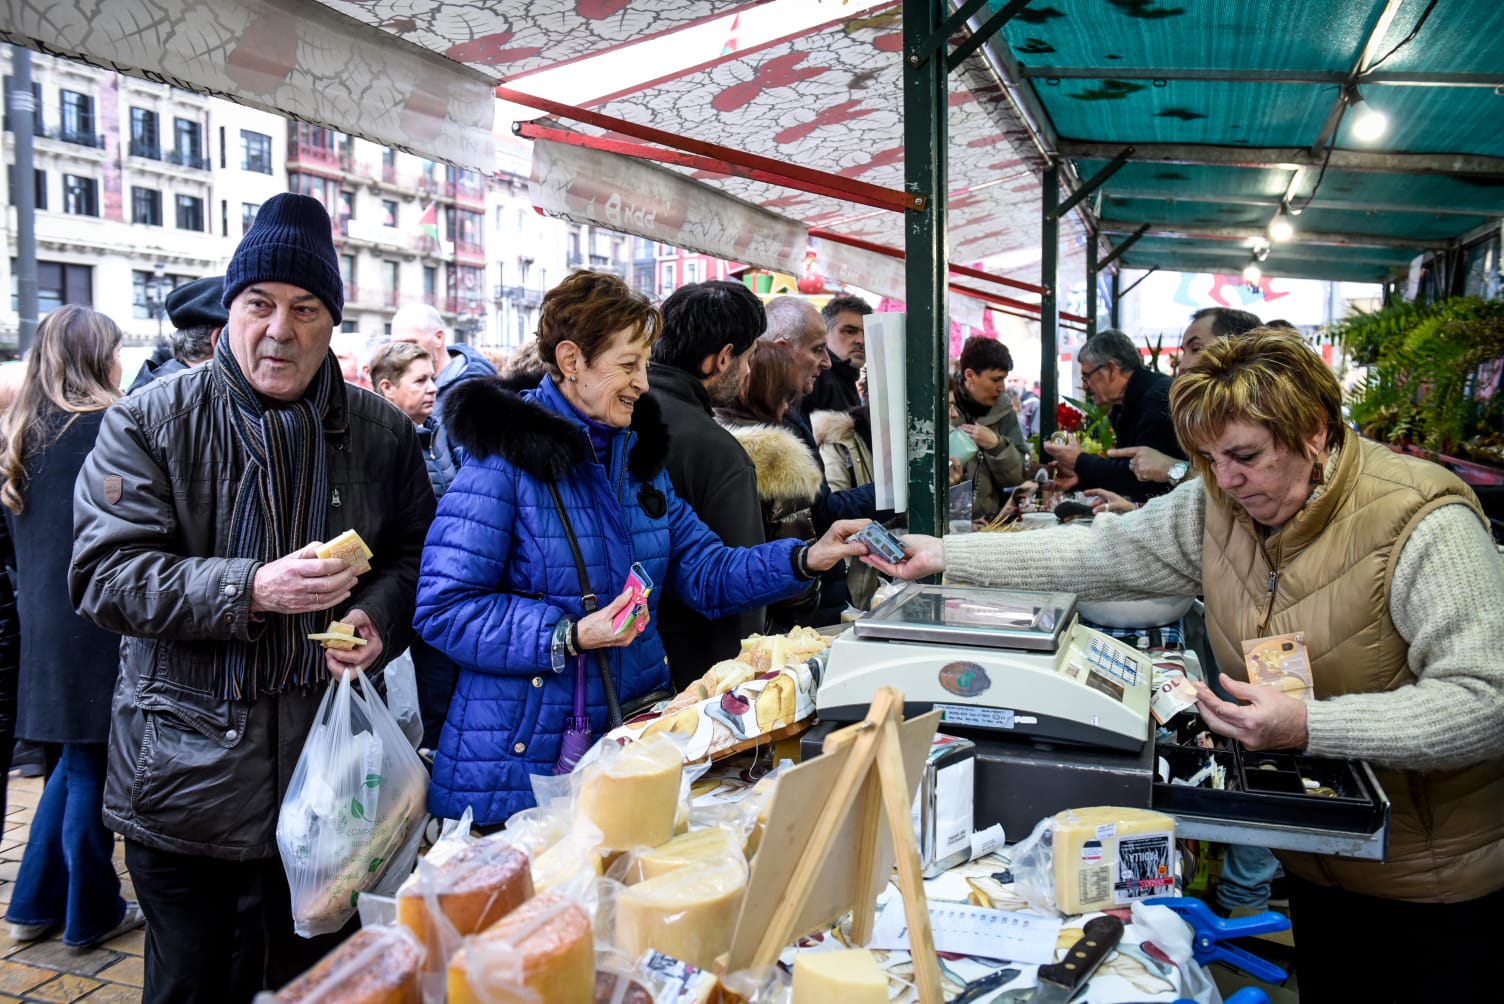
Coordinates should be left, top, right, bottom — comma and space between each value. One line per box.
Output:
277, 668, 429, 936
382, 648, 423, 751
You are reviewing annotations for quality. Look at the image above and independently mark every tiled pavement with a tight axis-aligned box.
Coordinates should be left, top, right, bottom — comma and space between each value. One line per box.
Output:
0, 775, 142, 1004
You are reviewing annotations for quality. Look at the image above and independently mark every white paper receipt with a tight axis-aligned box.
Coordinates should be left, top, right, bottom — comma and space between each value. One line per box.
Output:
867, 900, 1062, 964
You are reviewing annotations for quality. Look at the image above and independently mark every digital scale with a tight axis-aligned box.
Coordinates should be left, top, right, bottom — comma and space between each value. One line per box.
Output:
817, 583, 1153, 753
808, 582, 1390, 860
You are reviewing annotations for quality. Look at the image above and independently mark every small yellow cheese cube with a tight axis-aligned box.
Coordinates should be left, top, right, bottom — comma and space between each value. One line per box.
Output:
792, 949, 887, 1004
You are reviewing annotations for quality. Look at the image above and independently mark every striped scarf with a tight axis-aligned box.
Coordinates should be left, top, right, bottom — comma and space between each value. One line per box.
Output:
213, 336, 339, 700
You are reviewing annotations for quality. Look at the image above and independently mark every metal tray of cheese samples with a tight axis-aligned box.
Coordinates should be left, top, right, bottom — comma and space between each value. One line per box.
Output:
852, 583, 1078, 652
1151, 734, 1390, 860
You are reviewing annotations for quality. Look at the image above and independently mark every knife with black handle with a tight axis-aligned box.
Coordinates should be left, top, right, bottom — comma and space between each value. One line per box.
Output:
1026, 915, 1126, 1004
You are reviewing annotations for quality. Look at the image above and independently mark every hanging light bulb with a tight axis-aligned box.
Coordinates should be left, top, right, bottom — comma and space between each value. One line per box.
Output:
1269, 215, 1294, 241
1349, 89, 1388, 142
1242, 262, 1262, 285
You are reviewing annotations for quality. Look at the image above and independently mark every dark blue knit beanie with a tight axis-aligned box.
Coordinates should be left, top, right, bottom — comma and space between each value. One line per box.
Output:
221, 193, 343, 324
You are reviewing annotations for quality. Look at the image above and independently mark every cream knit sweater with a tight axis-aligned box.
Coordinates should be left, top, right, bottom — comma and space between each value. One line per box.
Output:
943, 478, 1504, 773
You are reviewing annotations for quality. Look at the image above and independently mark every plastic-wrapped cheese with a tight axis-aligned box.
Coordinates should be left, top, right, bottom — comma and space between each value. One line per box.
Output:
276, 925, 423, 1004
1051, 806, 1176, 914
634, 826, 744, 880
397, 839, 533, 954
792, 949, 887, 1004
615, 860, 747, 969
447, 893, 592, 1004
578, 735, 683, 850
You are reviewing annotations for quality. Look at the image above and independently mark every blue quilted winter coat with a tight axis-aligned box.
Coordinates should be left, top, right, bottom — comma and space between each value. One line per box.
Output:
416, 375, 808, 825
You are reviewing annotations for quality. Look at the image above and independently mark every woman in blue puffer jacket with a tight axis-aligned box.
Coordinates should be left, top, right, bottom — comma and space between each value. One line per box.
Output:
416, 271, 867, 826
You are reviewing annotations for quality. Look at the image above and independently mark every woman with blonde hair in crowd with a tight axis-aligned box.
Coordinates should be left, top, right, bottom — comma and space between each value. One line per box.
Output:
0, 306, 144, 948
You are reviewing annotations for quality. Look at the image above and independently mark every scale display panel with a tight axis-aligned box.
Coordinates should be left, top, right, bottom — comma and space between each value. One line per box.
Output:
852, 583, 1077, 652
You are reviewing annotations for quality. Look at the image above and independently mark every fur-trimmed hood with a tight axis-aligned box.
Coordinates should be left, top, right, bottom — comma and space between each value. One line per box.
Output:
810, 406, 873, 450
719, 422, 824, 504
443, 375, 669, 482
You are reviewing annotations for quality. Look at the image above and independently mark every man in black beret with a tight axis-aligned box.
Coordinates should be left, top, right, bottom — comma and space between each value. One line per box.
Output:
126, 275, 228, 394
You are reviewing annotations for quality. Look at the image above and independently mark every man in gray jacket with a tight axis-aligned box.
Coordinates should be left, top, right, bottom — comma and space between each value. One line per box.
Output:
70, 193, 434, 1004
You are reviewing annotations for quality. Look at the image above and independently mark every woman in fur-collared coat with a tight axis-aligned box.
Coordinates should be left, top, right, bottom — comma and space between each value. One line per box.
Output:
415, 272, 866, 826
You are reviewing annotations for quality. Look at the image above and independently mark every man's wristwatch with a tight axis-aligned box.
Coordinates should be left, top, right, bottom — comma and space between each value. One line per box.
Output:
1167, 460, 1190, 487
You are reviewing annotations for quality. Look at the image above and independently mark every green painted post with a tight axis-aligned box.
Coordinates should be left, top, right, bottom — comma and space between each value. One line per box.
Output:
1086, 233, 1098, 338
1039, 162, 1060, 439
903, 0, 948, 537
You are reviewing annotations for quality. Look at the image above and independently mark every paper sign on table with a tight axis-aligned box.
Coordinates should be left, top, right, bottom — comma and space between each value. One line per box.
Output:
866, 899, 1062, 964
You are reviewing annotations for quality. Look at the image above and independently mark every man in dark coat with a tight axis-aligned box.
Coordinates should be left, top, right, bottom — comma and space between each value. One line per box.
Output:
70, 194, 434, 1004
805, 294, 870, 413
126, 275, 225, 394
1045, 328, 1185, 503
764, 297, 886, 623
648, 280, 768, 688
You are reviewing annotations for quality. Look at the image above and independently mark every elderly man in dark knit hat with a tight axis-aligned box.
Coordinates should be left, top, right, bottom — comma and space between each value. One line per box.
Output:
71, 193, 435, 1004
126, 274, 228, 394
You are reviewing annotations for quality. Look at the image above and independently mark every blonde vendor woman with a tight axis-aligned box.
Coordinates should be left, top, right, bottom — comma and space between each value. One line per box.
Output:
864, 330, 1504, 1003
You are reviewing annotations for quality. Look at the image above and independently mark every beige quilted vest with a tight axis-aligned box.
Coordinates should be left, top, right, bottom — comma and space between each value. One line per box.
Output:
1201, 432, 1504, 903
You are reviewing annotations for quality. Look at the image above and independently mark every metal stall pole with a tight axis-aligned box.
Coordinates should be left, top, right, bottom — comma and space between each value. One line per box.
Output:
1039, 162, 1059, 440
1085, 235, 1098, 338
903, 0, 949, 537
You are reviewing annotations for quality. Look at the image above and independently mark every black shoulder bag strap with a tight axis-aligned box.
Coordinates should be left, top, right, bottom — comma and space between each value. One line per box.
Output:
545, 480, 623, 729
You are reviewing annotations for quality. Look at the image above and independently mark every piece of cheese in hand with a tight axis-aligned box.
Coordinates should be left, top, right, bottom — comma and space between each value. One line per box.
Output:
308, 620, 369, 650
317, 528, 374, 575
397, 840, 533, 955
577, 735, 683, 850
792, 949, 887, 1004
1050, 806, 1176, 914
447, 893, 592, 1004
615, 861, 747, 970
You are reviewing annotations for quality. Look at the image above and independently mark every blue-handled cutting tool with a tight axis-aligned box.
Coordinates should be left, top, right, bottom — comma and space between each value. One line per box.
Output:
1143, 896, 1290, 984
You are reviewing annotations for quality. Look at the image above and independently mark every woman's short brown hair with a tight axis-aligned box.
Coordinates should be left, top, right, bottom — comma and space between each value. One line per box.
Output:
738, 339, 804, 424
536, 270, 660, 378
1171, 328, 1344, 486
368, 340, 430, 391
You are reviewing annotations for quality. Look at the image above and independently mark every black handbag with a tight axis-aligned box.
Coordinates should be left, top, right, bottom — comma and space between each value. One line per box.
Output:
545, 481, 624, 731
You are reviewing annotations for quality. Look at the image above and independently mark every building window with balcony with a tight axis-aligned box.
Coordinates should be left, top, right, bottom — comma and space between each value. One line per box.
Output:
382, 261, 400, 307
63, 174, 98, 216
60, 89, 96, 146
131, 269, 190, 320
449, 209, 484, 257
241, 201, 259, 234
455, 265, 484, 313
131, 186, 162, 226
6, 167, 46, 211
129, 107, 160, 159
12, 259, 93, 312
176, 194, 204, 232
241, 129, 273, 174
341, 254, 356, 290
289, 172, 337, 211
423, 266, 437, 305
382, 200, 397, 228
2, 76, 42, 132
660, 261, 676, 294
172, 117, 205, 169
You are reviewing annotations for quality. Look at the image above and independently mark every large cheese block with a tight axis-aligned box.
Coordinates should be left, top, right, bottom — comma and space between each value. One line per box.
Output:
615, 860, 747, 969
1050, 806, 1176, 914
634, 826, 744, 881
276, 926, 423, 1004
447, 893, 593, 1004
397, 839, 533, 954
578, 735, 683, 850
791, 949, 887, 1004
